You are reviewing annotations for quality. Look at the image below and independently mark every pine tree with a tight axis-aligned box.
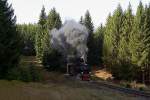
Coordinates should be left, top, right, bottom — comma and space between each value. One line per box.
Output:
42, 8, 62, 69
83, 10, 94, 36
47, 8, 62, 30
104, 4, 124, 79
131, 2, 145, 67
35, 6, 47, 62
117, 3, 135, 80
119, 3, 134, 61
137, 4, 150, 83
103, 1, 150, 82
142, 4, 150, 83
38, 6, 47, 28
94, 24, 104, 65
83, 10, 94, 65
105, 4, 124, 62
103, 13, 114, 67
0, 0, 21, 78
111, 4, 124, 59
130, 2, 146, 83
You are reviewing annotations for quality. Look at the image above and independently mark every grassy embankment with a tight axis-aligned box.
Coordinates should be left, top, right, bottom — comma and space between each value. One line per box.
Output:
0, 56, 147, 100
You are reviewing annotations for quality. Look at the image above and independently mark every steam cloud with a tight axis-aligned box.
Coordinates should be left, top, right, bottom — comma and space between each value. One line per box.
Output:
50, 20, 89, 62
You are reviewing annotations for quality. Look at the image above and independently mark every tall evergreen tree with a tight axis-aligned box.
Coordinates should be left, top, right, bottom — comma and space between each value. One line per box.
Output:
0, 0, 21, 78
35, 6, 47, 62
118, 3, 135, 80
132, 3, 144, 66
104, 4, 124, 62
142, 4, 150, 83
103, 13, 114, 67
119, 3, 134, 60
83, 10, 94, 65
47, 8, 62, 30
111, 4, 124, 59
104, 4, 124, 79
103, 2, 150, 82
94, 24, 104, 65
42, 8, 62, 69
38, 6, 47, 28
129, 2, 147, 82
136, 4, 150, 83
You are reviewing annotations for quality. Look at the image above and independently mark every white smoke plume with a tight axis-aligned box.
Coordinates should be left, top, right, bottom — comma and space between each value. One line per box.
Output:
49, 20, 89, 62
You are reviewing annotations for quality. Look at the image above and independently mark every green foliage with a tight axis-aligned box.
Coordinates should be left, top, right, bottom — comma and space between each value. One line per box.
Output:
111, 4, 124, 58
42, 8, 63, 70
42, 50, 64, 71
38, 6, 47, 28
118, 3, 134, 60
93, 24, 104, 65
47, 8, 62, 30
0, 0, 21, 78
103, 13, 114, 65
35, 6, 47, 62
35, 7, 62, 66
17, 24, 38, 55
104, 4, 124, 71
28, 64, 42, 82
103, 2, 150, 82
83, 10, 95, 65
7, 64, 42, 82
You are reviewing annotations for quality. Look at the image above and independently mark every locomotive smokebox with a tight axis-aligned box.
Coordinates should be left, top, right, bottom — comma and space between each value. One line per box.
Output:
66, 55, 90, 78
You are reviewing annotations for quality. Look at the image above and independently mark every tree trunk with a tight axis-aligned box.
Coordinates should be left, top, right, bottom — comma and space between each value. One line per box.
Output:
149, 65, 150, 84
142, 70, 145, 84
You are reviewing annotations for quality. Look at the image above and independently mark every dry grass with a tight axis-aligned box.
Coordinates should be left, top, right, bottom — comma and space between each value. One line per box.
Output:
0, 79, 147, 100
4, 56, 145, 100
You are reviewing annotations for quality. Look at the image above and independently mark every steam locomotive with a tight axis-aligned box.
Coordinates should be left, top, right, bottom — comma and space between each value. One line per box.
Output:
67, 56, 91, 81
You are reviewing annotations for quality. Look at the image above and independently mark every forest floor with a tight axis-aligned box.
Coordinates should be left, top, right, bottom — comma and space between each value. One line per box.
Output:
0, 77, 148, 100
92, 67, 150, 93
0, 56, 149, 100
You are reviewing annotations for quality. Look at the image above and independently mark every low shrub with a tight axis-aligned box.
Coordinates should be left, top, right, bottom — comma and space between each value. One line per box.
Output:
6, 64, 42, 82
42, 50, 65, 72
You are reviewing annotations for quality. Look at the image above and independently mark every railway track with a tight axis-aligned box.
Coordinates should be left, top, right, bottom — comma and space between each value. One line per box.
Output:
65, 74, 150, 98
88, 80, 150, 98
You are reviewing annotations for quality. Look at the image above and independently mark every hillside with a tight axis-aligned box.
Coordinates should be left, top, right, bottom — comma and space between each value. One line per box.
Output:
0, 56, 149, 100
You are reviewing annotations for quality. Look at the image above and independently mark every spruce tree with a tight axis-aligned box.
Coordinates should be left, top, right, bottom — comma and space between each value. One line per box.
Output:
117, 3, 134, 80
47, 8, 62, 30
111, 4, 124, 59
0, 0, 21, 78
119, 3, 134, 60
137, 4, 150, 83
142, 5, 150, 83
38, 6, 47, 28
104, 4, 124, 64
83, 10, 94, 65
104, 4, 124, 79
42, 8, 62, 69
131, 2, 144, 67
103, 1, 150, 82
94, 24, 104, 65
35, 6, 47, 62
103, 13, 114, 67
130, 2, 146, 83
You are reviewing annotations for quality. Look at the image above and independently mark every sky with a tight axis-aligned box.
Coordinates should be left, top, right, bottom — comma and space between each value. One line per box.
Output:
8, 0, 150, 27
